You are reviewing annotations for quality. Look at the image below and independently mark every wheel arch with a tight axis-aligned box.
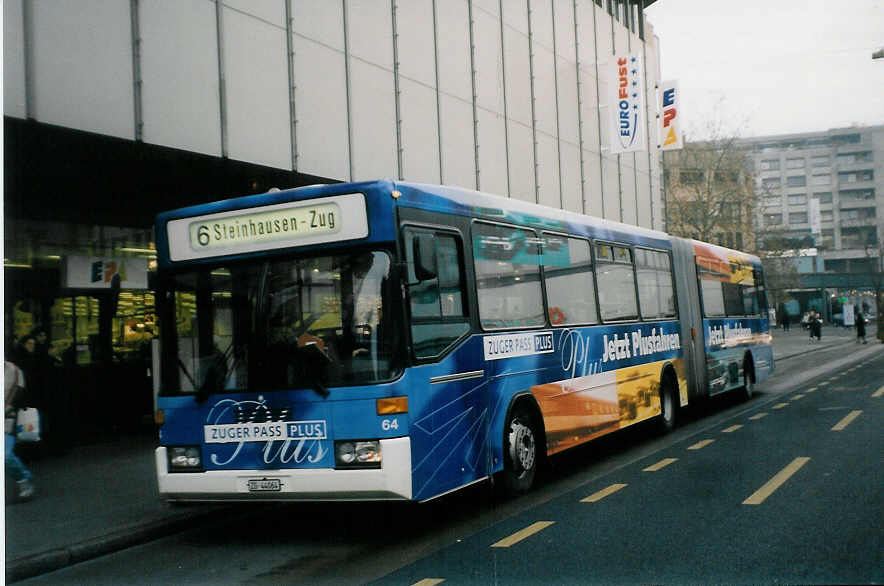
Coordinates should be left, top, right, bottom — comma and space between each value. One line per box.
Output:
743, 350, 756, 384
498, 391, 547, 467
659, 361, 681, 403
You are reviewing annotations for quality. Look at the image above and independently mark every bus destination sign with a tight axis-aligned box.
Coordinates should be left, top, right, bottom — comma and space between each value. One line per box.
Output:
166, 193, 369, 261
189, 202, 340, 251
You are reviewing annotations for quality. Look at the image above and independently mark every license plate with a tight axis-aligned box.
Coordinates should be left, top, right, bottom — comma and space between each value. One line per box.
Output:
247, 478, 281, 492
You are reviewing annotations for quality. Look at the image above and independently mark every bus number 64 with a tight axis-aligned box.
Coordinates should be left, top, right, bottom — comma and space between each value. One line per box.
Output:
381, 419, 399, 431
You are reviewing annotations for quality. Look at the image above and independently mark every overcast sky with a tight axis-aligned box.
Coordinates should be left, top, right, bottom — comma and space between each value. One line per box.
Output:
644, 0, 884, 140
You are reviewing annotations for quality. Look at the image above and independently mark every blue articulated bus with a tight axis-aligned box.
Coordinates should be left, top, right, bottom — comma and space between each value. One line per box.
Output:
154, 180, 773, 502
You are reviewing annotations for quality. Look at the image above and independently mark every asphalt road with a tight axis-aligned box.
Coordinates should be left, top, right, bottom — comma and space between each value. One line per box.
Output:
21, 344, 884, 585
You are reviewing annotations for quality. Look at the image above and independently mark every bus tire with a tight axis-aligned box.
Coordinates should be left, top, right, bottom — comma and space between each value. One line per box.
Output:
742, 356, 755, 400
498, 405, 540, 497
657, 372, 678, 434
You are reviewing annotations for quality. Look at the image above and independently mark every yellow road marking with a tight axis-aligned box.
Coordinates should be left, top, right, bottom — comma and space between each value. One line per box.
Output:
872, 387, 884, 398
806, 387, 817, 393
687, 439, 715, 450
743, 457, 811, 505
722, 425, 743, 433
749, 413, 767, 420
491, 521, 555, 547
644, 458, 678, 472
412, 580, 445, 586
772, 403, 789, 410
791, 394, 805, 401
581, 483, 628, 503
818, 381, 829, 386
832, 410, 862, 431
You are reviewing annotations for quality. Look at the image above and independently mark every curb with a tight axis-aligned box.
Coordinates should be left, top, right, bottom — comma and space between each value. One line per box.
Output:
6, 507, 228, 583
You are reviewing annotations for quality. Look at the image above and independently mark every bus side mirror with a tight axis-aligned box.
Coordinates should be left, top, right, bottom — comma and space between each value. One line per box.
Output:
414, 234, 437, 281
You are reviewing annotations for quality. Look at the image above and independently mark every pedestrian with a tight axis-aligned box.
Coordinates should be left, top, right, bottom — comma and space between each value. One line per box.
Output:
856, 309, 868, 344
809, 311, 822, 342
5, 361, 35, 502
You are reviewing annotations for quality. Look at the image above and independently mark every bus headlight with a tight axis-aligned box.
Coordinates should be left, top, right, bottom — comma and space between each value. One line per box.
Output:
168, 446, 202, 472
335, 440, 381, 469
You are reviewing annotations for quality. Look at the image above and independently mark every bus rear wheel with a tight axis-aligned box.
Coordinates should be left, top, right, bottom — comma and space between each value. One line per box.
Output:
742, 358, 755, 400
657, 375, 677, 434
498, 407, 539, 497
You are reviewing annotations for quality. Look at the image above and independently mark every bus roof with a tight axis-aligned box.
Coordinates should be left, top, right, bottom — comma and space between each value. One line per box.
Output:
155, 179, 759, 266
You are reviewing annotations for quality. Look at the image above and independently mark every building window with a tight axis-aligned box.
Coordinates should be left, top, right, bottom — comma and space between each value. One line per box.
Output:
679, 169, 704, 185
810, 174, 830, 186
762, 195, 782, 208
810, 155, 830, 168
788, 194, 807, 206
813, 192, 833, 203
838, 170, 874, 183
820, 210, 833, 222
762, 177, 781, 190
720, 201, 742, 221
832, 134, 861, 145
786, 158, 805, 169
786, 176, 807, 188
836, 151, 873, 165
840, 208, 876, 221
760, 159, 780, 171
839, 188, 874, 200
788, 212, 808, 224
841, 226, 877, 248
714, 170, 739, 184
764, 213, 783, 226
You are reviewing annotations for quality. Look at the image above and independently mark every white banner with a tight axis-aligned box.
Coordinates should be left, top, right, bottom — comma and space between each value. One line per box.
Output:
609, 54, 645, 154
808, 197, 821, 236
62, 256, 149, 289
659, 80, 683, 151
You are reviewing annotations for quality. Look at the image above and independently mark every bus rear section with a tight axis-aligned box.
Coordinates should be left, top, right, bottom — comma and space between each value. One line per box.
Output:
692, 241, 774, 398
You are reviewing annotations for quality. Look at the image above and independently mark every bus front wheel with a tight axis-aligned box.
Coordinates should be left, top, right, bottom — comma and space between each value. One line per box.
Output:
498, 407, 539, 496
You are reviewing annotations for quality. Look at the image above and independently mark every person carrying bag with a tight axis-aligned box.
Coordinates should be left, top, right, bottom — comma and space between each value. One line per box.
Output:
5, 361, 36, 502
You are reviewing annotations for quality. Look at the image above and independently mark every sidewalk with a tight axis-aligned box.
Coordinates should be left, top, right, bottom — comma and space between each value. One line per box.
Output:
770, 320, 879, 360
4, 322, 881, 582
4, 430, 232, 582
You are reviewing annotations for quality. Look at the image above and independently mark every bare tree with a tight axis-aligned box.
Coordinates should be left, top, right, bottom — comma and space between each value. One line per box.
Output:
662, 126, 756, 250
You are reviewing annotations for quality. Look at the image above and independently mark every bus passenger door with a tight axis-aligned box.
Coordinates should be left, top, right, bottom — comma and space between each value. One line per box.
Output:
402, 227, 487, 500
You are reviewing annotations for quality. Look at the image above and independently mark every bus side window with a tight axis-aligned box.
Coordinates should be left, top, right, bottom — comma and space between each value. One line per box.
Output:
596, 243, 639, 321
696, 257, 726, 317
636, 249, 676, 319
404, 229, 470, 360
542, 234, 598, 325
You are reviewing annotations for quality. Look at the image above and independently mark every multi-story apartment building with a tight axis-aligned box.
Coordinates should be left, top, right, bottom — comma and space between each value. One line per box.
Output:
742, 125, 884, 273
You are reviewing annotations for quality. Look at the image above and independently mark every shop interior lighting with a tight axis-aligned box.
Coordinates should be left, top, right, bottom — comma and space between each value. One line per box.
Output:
4, 259, 32, 268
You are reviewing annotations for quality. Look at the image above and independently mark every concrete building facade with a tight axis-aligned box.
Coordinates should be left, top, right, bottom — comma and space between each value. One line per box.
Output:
743, 125, 884, 274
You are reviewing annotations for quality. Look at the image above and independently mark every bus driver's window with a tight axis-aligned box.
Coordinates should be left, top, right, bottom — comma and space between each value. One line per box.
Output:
404, 229, 470, 360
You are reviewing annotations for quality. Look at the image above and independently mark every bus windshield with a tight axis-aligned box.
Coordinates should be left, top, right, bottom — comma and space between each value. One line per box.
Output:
160, 250, 399, 396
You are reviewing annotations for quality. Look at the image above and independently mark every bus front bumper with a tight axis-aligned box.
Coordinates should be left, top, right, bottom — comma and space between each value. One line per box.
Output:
155, 437, 412, 502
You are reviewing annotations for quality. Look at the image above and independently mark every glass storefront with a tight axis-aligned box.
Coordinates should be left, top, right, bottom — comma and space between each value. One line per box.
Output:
4, 220, 157, 439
